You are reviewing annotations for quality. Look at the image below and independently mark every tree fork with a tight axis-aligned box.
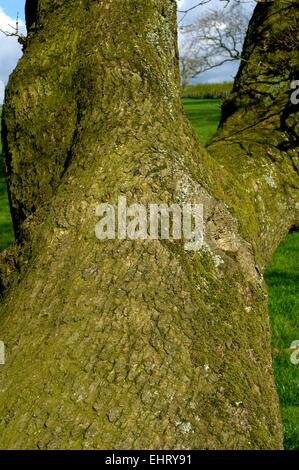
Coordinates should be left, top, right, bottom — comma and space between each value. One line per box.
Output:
0, 0, 298, 450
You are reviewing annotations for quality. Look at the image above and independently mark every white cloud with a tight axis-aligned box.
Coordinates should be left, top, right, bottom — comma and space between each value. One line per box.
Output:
178, 0, 256, 83
0, 6, 25, 103
194, 60, 240, 83
0, 79, 4, 103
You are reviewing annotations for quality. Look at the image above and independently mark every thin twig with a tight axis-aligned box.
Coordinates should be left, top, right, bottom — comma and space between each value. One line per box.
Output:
0, 12, 27, 46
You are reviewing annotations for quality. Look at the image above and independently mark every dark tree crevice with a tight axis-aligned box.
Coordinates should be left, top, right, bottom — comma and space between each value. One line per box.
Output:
25, 0, 39, 31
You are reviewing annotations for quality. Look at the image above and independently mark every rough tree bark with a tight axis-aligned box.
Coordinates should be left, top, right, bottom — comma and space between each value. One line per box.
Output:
0, 0, 298, 450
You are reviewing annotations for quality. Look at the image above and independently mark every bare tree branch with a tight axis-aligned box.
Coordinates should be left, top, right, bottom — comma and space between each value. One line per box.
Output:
177, 0, 212, 13
177, 0, 212, 24
0, 13, 27, 47
177, 0, 265, 24
179, 2, 250, 88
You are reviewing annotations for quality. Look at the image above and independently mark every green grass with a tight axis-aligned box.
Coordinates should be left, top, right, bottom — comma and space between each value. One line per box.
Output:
182, 98, 222, 145
265, 230, 299, 450
0, 163, 14, 252
0, 108, 14, 251
0, 97, 298, 449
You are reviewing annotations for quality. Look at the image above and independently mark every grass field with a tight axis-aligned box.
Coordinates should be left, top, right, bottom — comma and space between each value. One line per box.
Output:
0, 98, 298, 449
182, 98, 222, 144
182, 82, 233, 100
265, 231, 299, 450
0, 130, 14, 252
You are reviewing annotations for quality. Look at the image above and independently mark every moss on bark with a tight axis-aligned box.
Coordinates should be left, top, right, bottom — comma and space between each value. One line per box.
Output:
0, 0, 298, 449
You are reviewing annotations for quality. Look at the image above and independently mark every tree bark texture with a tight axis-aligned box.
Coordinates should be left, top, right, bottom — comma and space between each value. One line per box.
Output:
0, 0, 298, 450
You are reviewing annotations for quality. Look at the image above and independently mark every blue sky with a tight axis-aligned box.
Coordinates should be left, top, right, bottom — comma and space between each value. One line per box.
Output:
177, 0, 255, 83
0, 1, 25, 102
0, 0, 25, 20
0, 1, 256, 102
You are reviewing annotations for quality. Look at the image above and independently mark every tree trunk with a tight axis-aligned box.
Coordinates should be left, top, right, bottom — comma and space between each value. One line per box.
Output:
0, 0, 298, 450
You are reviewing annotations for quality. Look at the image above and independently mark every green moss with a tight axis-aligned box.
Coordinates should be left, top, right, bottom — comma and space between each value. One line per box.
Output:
1, 0, 297, 450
